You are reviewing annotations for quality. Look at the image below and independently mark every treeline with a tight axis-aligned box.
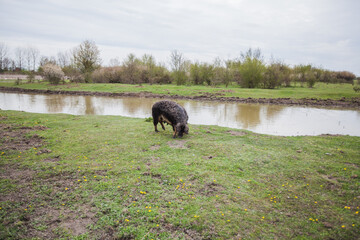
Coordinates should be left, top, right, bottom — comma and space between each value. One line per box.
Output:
0, 41, 357, 88
92, 49, 357, 88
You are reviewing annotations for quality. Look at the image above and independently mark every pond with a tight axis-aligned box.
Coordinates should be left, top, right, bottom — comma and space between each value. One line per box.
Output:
1, 92, 360, 136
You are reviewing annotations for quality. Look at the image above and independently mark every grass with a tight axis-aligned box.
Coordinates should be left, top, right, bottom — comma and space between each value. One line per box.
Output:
0, 81, 359, 100
0, 110, 359, 239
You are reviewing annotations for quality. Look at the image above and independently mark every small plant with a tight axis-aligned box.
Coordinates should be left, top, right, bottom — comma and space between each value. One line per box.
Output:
15, 78, 22, 85
145, 117, 153, 122
27, 72, 35, 83
353, 81, 360, 92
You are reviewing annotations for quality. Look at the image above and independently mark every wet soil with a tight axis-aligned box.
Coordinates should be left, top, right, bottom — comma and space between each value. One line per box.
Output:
1, 86, 359, 108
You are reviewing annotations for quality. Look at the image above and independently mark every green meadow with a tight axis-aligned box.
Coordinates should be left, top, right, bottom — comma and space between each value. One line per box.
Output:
0, 81, 358, 100
0, 110, 359, 239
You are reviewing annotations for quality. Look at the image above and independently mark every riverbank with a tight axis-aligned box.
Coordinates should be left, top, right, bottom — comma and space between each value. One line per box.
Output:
0, 110, 359, 239
0, 82, 359, 108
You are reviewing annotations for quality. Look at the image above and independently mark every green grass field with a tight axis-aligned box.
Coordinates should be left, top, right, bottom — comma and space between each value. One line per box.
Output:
0, 81, 358, 100
0, 110, 359, 239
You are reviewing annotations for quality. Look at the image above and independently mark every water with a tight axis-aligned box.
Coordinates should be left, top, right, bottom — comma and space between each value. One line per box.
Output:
1, 92, 360, 136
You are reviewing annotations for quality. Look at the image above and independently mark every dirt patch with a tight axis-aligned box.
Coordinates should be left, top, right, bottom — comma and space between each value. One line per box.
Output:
227, 130, 247, 136
43, 156, 61, 163
198, 182, 225, 197
0, 164, 99, 239
149, 220, 217, 239
36, 148, 52, 155
0, 165, 35, 184
150, 145, 160, 151
24, 205, 97, 239
0, 164, 35, 203
1, 86, 359, 108
142, 172, 162, 179
167, 140, 188, 149
0, 124, 46, 152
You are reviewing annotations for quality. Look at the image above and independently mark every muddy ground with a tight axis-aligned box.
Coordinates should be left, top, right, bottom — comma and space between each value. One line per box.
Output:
0, 124, 103, 239
1, 86, 359, 108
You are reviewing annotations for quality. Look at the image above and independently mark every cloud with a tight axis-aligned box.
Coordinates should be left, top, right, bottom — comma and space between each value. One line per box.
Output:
0, 0, 359, 74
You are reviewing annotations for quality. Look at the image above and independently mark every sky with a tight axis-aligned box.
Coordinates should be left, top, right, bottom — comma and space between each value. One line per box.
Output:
0, 0, 359, 75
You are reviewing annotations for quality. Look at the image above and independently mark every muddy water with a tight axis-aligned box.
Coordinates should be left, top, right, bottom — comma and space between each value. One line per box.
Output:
1, 92, 360, 136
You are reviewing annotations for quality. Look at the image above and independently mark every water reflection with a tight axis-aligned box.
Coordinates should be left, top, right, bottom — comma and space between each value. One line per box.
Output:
1, 92, 360, 136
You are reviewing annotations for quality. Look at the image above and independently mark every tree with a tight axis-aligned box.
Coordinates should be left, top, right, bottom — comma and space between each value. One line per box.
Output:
108, 58, 120, 67
0, 42, 9, 71
72, 40, 101, 82
122, 53, 140, 84
29, 47, 40, 71
15, 47, 25, 70
190, 62, 202, 85
170, 50, 187, 85
57, 50, 71, 68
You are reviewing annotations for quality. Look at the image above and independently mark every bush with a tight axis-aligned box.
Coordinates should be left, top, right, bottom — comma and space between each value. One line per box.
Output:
172, 70, 187, 85
91, 64, 171, 85
354, 80, 360, 92
239, 49, 265, 88
149, 66, 171, 84
293, 64, 321, 88
190, 63, 202, 85
42, 64, 64, 84
237, 49, 266, 88
92, 67, 123, 83
262, 63, 282, 89
27, 72, 35, 83
336, 71, 356, 83
62, 65, 83, 83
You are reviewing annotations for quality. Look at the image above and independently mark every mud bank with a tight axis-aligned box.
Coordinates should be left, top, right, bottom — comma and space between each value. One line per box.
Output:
1, 86, 359, 108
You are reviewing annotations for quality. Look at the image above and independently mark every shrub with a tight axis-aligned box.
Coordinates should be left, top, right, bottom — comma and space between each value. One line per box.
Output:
354, 80, 360, 92
262, 63, 282, 89
200, 63, 214, 86
235, 48, 266, 88
336, 71, 356, 83
319, 70, 334, 84
293, 64, 321, 88
305, 71, 317, 88
42, 63, 64, 84
190, 63, 202, 85
27, 72, 35, 83
238, 58, 265, 88
92, 67, 123, 83
62, 65, 83, 83
148, 65, 171, 84
172, 70, 187, 85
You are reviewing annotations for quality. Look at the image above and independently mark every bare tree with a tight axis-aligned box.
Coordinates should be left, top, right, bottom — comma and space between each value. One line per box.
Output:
24, 47, 32, 71
57, 50, 70, 68
142, 54, 156, 68
109, 57, 120, 67
29, 47, 40, 71
15, 47, 25, 70
39, 56, 57, 68
169, 50, 187, 85
2, 58, 12, 71
170, 50, 185, 72
122, 53, 139, 84
0, 42, 9, 71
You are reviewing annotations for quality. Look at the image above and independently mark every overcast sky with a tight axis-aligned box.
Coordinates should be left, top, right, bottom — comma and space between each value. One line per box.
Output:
1, 0, 359, 75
